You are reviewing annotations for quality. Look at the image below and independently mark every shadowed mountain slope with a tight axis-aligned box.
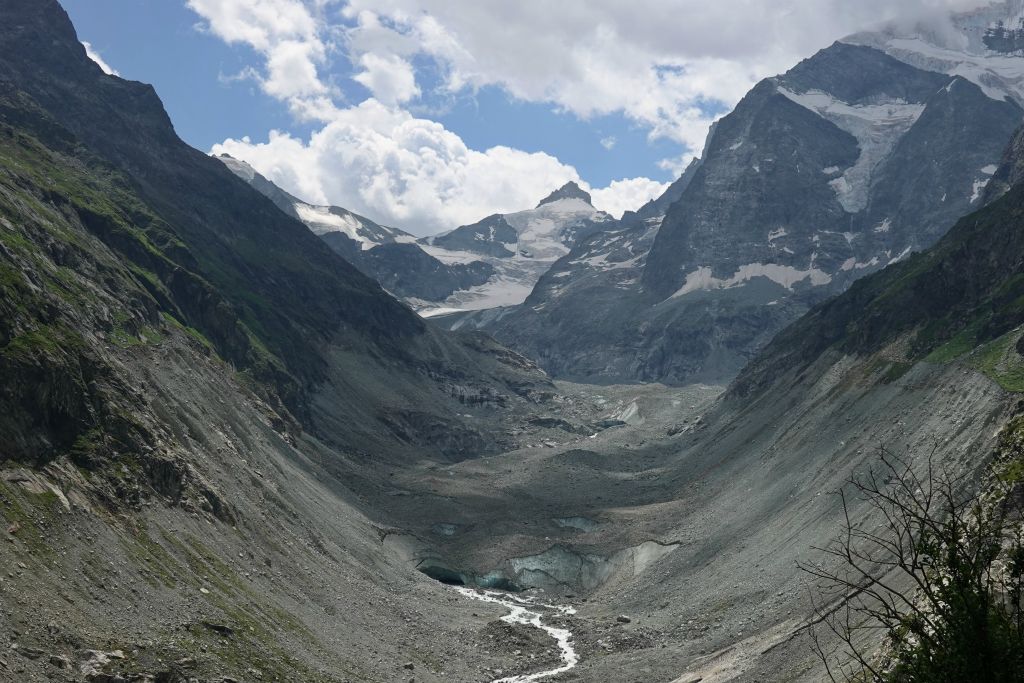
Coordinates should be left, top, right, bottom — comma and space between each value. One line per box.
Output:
0, 3, 578, 680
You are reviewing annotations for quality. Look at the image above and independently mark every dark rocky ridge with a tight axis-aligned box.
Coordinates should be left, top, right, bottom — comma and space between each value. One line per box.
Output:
985, 21, 1024, 53
642, 43, 1021, 300
985, 125, 1024, 203
341, 239, 495, 301
219, 155, 496, 302
0, 0, 428, 420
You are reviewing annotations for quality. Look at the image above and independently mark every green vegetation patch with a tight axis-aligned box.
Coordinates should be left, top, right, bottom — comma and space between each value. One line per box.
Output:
160, 312, 214, 351
0, 479, 63, 560
1, 322, 87, 360
923, 323, 982, 364
966, 328, 1024, 392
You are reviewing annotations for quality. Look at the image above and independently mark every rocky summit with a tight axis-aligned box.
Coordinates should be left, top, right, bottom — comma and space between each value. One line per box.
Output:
4, 2, 1024, 683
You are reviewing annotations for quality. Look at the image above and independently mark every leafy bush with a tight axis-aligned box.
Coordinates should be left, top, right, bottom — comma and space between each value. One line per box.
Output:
801, 450, 1024, 682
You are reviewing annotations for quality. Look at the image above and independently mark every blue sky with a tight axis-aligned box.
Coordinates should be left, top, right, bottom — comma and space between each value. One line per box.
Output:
63, 0, 693, 189
60, 0, 730, 232
61, 0, 979, 234
63, 1, 313, 152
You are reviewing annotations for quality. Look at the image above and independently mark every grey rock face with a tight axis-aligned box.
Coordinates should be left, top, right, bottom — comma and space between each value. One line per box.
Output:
643, 43, 1021, 301
862, 77, 1022, 253
984, 23, 1024, 53
358, 242, 495, 301
641, 73, 863, 300
476, 38, 1024, 384
985, 126, 1024, 203
732, 118, 1024, 400
427, 214, 519, 258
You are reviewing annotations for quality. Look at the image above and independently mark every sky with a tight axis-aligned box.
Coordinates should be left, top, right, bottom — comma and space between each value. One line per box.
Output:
63, 0, 990, 235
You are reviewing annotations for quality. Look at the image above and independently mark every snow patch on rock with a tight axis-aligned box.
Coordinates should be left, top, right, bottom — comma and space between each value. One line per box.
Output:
294, 203, 373, 246
778, 87, 925, 213
672, 263, 833, 298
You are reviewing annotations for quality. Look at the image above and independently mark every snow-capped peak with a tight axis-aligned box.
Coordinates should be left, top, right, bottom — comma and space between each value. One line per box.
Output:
845, 0, 1024, 105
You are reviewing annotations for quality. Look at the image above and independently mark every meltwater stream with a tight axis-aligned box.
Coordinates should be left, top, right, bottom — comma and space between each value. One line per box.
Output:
454, 587, 579, 682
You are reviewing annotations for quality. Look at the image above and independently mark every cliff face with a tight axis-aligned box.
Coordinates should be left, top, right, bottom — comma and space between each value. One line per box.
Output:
731, 122, 1024, 400
477, 40, 1022, 385
985, 126, 1024, 203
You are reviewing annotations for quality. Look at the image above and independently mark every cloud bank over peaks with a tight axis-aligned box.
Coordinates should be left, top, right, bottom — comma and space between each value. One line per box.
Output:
82, 41, 119, 76
188, 0, 669, 233
189, 0, 993, 234
212, 98, 667, 233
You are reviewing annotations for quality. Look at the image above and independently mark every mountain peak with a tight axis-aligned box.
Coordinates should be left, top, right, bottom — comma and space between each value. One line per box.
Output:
537, 181, 592, 207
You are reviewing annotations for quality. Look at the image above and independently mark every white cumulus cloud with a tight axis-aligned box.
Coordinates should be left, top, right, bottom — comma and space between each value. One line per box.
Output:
590, 178, 671, 219
212, 99, 587, 233
341, 0, 991, 155
353, 53, 420, 105
82, 41, 119, 76
189, 0, 993, 233
187, 0, 329, 113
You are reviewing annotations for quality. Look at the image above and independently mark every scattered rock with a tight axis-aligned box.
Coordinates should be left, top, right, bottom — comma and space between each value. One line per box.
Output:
402, 661, 415, 670
667, 423, 690, 436
49, 654, 72, 669
88, 675, 129, 683
78, 649, 126, 677
616, 615, 631, 624
201, 622, 234, 637
15, 646, 45, 660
